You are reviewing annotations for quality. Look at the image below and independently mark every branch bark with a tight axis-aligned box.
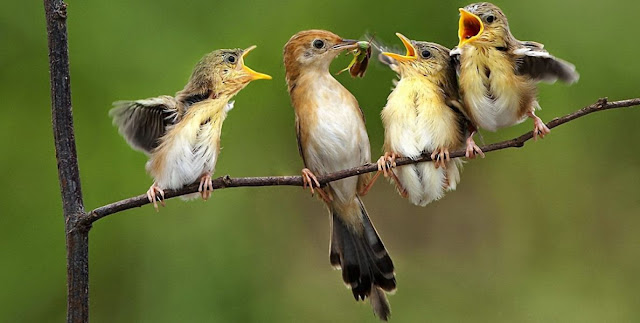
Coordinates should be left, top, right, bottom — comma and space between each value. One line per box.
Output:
85, 97, 640, 225
44, 0, 90, 322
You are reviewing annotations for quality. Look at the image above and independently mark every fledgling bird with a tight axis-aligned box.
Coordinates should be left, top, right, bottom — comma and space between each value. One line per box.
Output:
452, 2, 579, 157
373, 33, 468, 206
283, 30, 396, 321
110, 47, 271, 209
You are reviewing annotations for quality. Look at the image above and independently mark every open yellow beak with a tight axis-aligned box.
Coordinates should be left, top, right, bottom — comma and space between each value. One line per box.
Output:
458, 8, 484, 46
241, 45, 272, 80
381, 33, 417, 62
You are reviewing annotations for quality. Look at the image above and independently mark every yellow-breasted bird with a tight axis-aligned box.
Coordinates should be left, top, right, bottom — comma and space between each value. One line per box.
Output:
373, 33, 469, 206
284, 30, 396, 320
452, 2, 579, 156
110, 47, 271, 209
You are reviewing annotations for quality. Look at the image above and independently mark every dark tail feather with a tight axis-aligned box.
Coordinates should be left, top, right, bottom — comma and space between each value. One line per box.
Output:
330, 197, 396, 321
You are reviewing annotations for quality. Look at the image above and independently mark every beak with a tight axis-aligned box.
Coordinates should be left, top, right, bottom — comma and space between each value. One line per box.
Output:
381, 33, 417, 62
240, 45, 272, 80
458, 8, 484, 46
332, 39, 359, 51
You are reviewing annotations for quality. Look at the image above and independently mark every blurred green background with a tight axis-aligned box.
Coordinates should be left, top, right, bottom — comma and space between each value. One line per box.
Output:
3, 0, 640, 322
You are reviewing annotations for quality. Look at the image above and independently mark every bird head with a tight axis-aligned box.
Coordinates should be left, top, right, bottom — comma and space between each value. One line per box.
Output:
187, 46, 271, 99
283, 30, 359, 82
380, 33, 453, 79
457, 2, 511, 48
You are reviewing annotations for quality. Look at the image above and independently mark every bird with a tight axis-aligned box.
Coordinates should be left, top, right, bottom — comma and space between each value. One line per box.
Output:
283, 30, 396, 321
371, 33, 469, 206
110, 46, 271, 209
452, 2, 579, 157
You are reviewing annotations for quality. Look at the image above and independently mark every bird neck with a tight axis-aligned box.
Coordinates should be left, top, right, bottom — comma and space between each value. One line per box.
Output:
286, 65, 336, 95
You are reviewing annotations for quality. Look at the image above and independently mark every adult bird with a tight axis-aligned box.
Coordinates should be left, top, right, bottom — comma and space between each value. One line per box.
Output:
452, 2, 579, 157
283, 30, 396, 320
373, 33, 470, 206
110, 47, 271, 209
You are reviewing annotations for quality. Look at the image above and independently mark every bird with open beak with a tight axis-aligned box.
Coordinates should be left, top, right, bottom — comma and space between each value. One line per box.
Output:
283, 30, 396, 320
372, 33, 469, 206
110, 47, 271, 209
452, 2, 579, 157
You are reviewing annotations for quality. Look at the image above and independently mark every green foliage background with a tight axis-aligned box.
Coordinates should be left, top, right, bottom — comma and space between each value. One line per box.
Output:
3, 0, 640, 322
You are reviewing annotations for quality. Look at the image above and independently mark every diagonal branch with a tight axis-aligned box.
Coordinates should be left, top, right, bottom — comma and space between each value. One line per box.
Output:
84, 97, 640, 225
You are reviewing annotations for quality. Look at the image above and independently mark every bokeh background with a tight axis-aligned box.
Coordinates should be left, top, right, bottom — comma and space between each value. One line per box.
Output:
3, 0, 640, 322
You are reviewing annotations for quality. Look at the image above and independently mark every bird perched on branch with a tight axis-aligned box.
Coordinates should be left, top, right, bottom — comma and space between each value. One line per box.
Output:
452, 2, 579, 157
110, 47, 271, 209
371, 33, 469, 206
283, 30, 396, 320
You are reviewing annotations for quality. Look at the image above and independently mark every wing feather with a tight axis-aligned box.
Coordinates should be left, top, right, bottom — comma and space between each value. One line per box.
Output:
514, 41, 579, 84
109, 95, 180, 154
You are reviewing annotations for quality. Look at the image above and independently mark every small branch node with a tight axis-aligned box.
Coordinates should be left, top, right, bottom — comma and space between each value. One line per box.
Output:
222, 175, 232, 186
54, 2, 67, 19
597, 97, 609, 108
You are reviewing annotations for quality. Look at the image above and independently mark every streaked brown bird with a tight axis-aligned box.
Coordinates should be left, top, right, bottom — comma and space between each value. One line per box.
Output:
110, 47, 271, 209
373, 33, 470, 206
283, 29, 396, 320
452, 2, 579, 157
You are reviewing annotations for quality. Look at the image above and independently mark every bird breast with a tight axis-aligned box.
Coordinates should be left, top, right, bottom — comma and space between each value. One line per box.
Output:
459, 46, 531, 131
295, 72, 370, 203
382, 78, 461, 157
147, 100, 227, 189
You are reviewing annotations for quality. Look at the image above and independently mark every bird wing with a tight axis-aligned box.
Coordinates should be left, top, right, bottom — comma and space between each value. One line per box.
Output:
109, 95, 181, 154
449, 47, 462, 76
295, 116, 307, 167
513, 41, 579, 84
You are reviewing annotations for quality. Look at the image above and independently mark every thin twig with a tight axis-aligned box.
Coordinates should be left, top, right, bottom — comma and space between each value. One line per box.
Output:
44, 0, 90, 322
84, 97, 640, 225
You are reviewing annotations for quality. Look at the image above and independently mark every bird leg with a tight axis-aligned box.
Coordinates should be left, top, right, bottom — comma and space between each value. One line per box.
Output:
198, 173, 214, 200
146, 182, 165, 211
301, 168, 332, 204
465, 125, 485, 159
372, 152, 408, 198
430, 147, 451, 169
528, 110, 550, 140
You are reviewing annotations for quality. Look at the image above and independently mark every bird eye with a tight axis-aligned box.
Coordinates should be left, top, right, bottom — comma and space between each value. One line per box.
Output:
486, 15, 495, 23
420, 50, 431, 59
312, 39, 325, 49
226, 55, 237, 64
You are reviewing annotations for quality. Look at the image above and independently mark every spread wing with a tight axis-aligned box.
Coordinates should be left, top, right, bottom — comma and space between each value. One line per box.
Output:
513, 41, 579, 84
109, 95, 181, 154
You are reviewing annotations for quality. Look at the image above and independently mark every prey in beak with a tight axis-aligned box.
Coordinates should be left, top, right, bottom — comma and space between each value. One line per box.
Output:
240, 45, 272, 80
458, 8, 484, 46
381, 33, 417, 63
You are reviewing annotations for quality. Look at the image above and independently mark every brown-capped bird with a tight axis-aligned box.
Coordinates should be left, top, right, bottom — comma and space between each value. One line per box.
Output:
284, 30, 396, 320
374, 33, 469, 206
452, 2, 579, 157
110, 47, 271, 209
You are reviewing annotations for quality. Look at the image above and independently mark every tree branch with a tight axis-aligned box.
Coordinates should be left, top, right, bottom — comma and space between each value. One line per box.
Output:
44, 0, 90, 322
84, 97, 640, 225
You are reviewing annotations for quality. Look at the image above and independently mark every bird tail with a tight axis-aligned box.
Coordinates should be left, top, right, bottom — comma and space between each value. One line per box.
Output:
329, 197, 396, 321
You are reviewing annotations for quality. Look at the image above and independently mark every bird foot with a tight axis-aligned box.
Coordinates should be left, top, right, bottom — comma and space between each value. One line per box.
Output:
198, 173, 214, 200
376, 152, 398, 178
146, 183, 165, 211
465, 134, 485, 159
375, 152, 407, 197
301, 168, 332, 203
528, 111, 550, 140
430, 147, 450, 169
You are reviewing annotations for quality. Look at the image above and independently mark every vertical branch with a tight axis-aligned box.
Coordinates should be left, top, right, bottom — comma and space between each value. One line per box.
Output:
43, 0, 90, 322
